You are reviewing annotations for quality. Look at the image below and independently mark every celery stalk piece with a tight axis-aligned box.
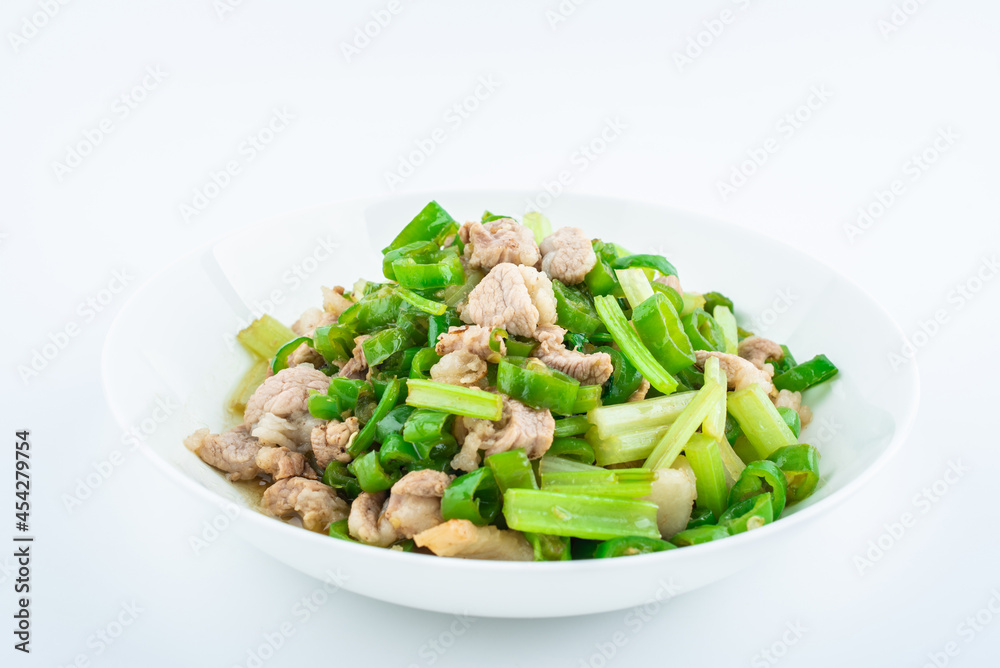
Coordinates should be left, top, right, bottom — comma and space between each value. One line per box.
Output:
226, 358, 269, 417
713, 305, 738, 354
681, 292, 706, 317
405, 379, 503, 420
716, 437, 746, 488
594, 295, 678, 395
685, 433, 728, 520
538, 455, 602, 476
727, 384, 797, 459
522, 211, 552, 245
396, 287, 447, 316
614, 268, 654, 309
502, 489, 661, 540
643, 383, 725, 470
587, 391, 695, 439
541, 467, 655, 499
701, 356, 727, 441
587, 425, 669, 466
236, 314, 297, 359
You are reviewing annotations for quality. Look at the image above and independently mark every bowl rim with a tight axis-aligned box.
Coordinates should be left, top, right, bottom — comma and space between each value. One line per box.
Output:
101, 189, 921, 573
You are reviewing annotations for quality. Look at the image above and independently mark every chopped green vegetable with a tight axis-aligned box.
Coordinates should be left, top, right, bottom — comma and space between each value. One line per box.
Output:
442, 467, 501, 525
594, 295, 678, 395
773, 354, 839, 392
405, 378, 504, 420
727, 384, 798, 459
496, 356, 580, 416
237, 314, 298, 359
503, 489, 661, 540
593, 536, 675, 558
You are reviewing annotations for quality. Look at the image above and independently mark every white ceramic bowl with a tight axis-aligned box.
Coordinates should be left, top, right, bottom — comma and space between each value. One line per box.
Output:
102, 191, 919, 618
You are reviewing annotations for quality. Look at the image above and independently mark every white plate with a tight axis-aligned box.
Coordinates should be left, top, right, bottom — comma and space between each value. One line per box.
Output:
102, 191, 920, 618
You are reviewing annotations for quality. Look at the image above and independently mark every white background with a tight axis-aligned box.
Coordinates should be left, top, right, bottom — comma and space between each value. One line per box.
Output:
2, 1, 999, 666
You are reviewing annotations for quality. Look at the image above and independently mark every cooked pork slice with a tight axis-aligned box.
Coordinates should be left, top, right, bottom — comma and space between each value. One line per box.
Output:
414, 519, 534, 561
184, 424, 262, 482
321, 285, 353, 318
255, 446, 318, 480
539, 227, 597, 285
310, 417, 360, 469
262, 477, 348, 533
348, 492, 403, 547
453, 395, 554, 472
644, 468, 697, 539
462, 263, 557, 338
628, 378, 651, 402
532, 325, 613, 386
244, 366, 330, 426
773, 389, 813, 428
383, 470, 454, 538
336, 335, 371, 380
460, 218, 541, 271
286, 341, 325, 368
694, 350, 775, 395
430, 350, 488, 387
434, 325, 504, 361
738, 336, 784, 370
291, 307, 338, 337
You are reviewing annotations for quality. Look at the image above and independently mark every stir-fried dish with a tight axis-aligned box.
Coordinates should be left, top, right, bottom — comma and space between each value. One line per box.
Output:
186, 202, 839, 560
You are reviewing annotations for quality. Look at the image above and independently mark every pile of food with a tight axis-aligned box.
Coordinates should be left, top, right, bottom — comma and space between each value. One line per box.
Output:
186, 201, 838, 560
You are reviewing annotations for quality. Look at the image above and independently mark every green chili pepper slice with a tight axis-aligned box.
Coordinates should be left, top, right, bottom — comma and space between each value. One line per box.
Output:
270, 336, 313, 374
348, 450, 400, 493
441, 467, 501, 525
593, 536, 676, 558
682, 308, 727, 352
485, 449, 539, 493
382, 200, 458, 254
547, 437, 597, 465
328, 518, 358, 542
772, 354, 838, 392
409, 347, 442, 380
702, 291, 733, 314
650, 282, 684, 315
596, 346, 644, 406
632, 293, 696, 373
670, 524, 730, 547
609, 253, 678, 278
322, 461, 362, 499
496, 356, 580, 416
313, 324, 355, 363
361, 327, 413, 367
686, 507, 716, 529
392, 251, 465, 290
718, 493, 773, 534
348, 379, 403, 457
768, 444, 820, 502
776, 406, 801, 439
308, 391, 343, 420
382, 240, 438, 281
427, 311, 462, 348
374, 404, 416, 443
525, 533, 572, 561
378, 433, 421, 475
552, 279, 603, 335
728, 460, 788, 518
